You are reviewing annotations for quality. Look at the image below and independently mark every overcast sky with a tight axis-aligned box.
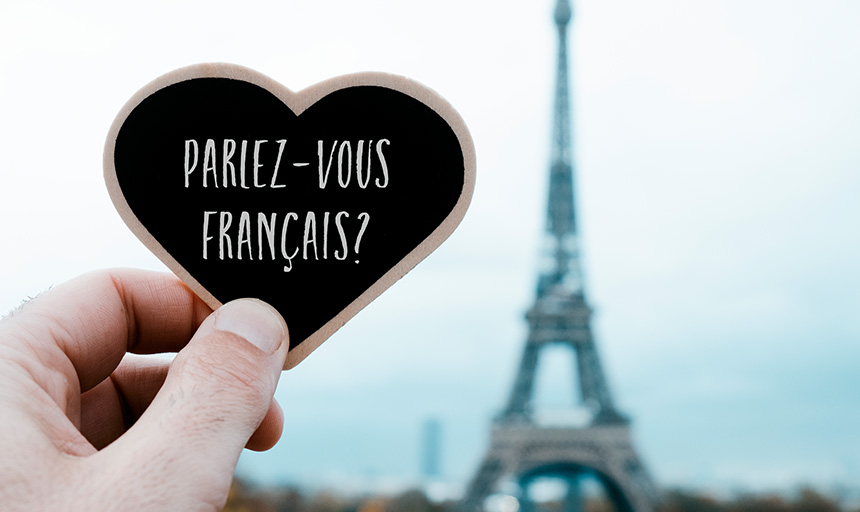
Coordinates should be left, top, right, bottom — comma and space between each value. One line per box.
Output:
2, 0, 860, 497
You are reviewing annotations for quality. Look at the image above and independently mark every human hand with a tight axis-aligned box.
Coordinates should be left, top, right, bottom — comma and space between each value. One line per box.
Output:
0, 269, 289, 511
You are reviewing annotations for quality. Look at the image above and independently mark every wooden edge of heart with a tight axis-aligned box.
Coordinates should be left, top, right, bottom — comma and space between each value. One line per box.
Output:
103, 62, 476, 370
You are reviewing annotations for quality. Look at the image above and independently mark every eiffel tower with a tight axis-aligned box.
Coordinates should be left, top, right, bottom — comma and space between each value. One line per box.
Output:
460, 1, 659, 511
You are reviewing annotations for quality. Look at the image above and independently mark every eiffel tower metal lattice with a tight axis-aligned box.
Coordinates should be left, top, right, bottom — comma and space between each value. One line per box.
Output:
460, 1, 659, 511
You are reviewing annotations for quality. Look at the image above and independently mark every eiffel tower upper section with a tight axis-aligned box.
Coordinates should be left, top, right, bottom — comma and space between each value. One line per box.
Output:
540, 0, 580, 298
498, 0, 626, 426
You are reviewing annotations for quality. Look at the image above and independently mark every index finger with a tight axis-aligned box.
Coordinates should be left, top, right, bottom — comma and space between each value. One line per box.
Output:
0, 268, 212, 392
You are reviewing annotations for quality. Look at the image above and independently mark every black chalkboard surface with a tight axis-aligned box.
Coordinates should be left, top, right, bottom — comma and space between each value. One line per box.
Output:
105, 64, 475, 368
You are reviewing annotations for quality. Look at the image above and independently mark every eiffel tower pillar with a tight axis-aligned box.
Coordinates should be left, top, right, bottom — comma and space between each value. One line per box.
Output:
461, 1, 659, 511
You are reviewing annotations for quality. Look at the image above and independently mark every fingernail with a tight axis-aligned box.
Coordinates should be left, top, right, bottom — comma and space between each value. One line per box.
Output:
213, 299, 286, 355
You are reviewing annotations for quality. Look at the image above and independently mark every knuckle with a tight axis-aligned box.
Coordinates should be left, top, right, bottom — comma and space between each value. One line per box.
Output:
177, 338, 272, 406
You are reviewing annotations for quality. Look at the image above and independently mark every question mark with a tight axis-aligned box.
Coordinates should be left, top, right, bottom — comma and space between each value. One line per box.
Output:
354, 212, 370, 264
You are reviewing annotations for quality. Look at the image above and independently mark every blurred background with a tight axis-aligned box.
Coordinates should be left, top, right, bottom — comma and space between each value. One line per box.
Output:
2, 0, 859, 509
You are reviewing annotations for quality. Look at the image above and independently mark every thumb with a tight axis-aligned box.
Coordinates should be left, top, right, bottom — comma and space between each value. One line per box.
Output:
92, 299, 289, 510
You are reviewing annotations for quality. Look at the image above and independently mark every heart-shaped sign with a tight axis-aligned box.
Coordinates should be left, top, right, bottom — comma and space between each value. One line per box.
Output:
104, 63, 475, 368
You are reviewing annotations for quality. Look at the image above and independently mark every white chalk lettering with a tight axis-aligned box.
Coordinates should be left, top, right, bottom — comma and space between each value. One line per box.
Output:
271, 139, 287, 188
317, 140, 338, 188
183, 138, 390, 190
338, 141, 352, 188
317, 139, 391, 189
334, 211, 349, 260
201, 210, 370, 271
237, 211, 253, 260
240, 140, 249, 189
203, 139, 218, 188
375, 139, 390, 188
322, 211, 330, 259
357, 140, 371, 189
184, 140, 198, 188
202, 211, 217, 259
253, 140, 267, 188
281, 212, 299, 272
223, 139, 237, 187
219, 211, 233, 260
303, 212, 318, 260
258, 212, 277, 260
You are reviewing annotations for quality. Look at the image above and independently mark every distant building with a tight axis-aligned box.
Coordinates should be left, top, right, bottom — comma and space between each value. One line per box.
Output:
422, 418, 442, 480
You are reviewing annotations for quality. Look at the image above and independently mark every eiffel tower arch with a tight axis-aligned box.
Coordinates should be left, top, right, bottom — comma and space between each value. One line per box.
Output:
461, 1, 659, 511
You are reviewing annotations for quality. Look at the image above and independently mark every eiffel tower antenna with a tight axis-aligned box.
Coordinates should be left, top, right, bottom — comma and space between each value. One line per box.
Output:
460, 1, 659, 510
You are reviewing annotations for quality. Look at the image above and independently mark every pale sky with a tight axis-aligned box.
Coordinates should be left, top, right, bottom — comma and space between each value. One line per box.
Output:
2, 0, 860, 497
